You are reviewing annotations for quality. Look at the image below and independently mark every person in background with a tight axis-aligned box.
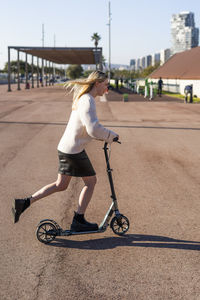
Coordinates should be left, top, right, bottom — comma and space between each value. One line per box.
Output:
184, 85, 193, 103
158, 77, 163, 97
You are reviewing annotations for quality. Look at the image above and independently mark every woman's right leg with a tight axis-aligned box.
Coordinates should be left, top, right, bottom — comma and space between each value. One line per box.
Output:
13, 174, 71, 223
31, 174, 72, 204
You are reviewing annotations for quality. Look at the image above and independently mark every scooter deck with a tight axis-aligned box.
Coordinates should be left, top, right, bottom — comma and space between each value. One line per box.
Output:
57, 227, 106, 236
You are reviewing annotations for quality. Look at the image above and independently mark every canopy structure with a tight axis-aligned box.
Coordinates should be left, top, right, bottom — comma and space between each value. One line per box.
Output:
7, 46, 103, 91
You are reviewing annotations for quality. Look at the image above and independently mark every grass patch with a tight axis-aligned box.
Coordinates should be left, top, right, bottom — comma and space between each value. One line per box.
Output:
163, 91, 200, 103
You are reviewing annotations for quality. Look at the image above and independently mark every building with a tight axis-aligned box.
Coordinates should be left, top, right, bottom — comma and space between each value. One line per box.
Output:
152, 53, 160, 66
145, 55, 152, 68
160, 48, 171, 65
136, 58, 141, 71
141, 57, 145, 69
171, 11, 199, 55
130, 59, 136, 70
148, 46, 200, 97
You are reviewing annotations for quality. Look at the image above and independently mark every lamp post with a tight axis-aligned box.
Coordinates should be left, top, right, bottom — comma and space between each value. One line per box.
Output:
41, 23, 44, 87
107, 1, 111, 82
53, 34, 56, 82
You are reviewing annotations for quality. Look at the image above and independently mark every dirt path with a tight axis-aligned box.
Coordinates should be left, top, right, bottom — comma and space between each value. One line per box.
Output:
0, 85, 200, 300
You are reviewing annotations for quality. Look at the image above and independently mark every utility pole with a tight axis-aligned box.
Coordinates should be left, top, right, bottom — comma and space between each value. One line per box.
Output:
53, 34, 56, 80
41, 23, 44, 87
42, 23, 45, 47
108, 1, 111, 82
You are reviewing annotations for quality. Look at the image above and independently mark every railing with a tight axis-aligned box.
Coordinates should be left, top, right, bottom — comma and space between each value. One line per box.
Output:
162, 83, 180, 93
124, 79, 180, 94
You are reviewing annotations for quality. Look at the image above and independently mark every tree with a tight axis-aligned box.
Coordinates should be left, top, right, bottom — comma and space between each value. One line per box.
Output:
3, 60, 66, 78
66, 65, 83, 79
111, 62, 161, 80
82, 70, 93, 78
91, 33, 102, 70
3, 60, 40, 75
140, 62, 160, 78
91, 33, 101, 48
4, 60, 31, 74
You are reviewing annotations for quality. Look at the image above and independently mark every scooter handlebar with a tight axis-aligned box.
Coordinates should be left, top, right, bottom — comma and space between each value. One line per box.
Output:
113, 136, 121, 144
103, 137, 121, 149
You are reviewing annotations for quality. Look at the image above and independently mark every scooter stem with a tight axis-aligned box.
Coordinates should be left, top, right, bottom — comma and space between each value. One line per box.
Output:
103, 142, 119, 211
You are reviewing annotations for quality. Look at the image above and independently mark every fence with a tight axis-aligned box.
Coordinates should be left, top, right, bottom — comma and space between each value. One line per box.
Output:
124, 79, 180, 94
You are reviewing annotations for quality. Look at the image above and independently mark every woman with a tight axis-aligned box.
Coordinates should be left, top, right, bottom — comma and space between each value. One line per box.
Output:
12, 71, 118, 232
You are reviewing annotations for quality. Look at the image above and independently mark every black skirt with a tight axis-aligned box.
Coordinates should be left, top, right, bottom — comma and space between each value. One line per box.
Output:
58, 150, 96, 177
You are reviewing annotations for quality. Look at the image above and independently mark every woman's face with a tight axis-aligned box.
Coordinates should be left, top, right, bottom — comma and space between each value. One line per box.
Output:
96, 79, 109, 96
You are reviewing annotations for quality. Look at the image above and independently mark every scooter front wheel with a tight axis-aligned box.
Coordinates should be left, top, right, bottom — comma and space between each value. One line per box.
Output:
36, 222, 57, 244
110, 215, 129, 236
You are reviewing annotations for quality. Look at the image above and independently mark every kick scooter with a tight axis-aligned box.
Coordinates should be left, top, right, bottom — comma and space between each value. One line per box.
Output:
36, 138, 130, 244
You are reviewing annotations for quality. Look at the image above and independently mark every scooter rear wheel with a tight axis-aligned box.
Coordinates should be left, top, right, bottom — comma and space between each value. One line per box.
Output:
110, 215, 129, 236
36, 222, 57, 244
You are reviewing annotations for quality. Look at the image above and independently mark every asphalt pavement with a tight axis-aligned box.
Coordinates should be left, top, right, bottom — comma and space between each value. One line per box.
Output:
0, 84, 200, 300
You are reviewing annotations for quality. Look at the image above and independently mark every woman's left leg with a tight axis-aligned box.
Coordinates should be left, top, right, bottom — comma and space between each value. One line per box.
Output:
70, 175, 98, 232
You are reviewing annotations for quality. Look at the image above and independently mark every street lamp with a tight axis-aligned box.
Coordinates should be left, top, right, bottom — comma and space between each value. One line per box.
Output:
107, 1, 111, 82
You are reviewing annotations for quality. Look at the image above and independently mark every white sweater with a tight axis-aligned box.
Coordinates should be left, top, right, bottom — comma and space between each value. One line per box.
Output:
57, 93, 117, 154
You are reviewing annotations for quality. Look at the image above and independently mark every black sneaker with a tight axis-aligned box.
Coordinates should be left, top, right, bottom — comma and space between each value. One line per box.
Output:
12, 198, 30, 223
70, 213, 98, 232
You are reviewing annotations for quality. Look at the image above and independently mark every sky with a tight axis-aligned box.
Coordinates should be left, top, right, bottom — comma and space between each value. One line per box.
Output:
0, 0, 200, 69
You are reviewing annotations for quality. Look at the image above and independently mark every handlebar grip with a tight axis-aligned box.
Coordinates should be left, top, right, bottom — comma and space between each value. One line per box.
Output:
113, 136, 121, 144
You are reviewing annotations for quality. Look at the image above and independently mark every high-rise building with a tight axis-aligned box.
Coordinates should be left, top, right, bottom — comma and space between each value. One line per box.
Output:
160, 49, 171, 65
136, 58, 141, 71
141, 57, 145, 69
145, 55, 152, 68
152, 53, 160, 66
171, 11, 199, 54
130, 59, 136, 70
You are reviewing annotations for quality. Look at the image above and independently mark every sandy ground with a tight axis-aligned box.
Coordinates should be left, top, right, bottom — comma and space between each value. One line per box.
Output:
0, 84, 200, 300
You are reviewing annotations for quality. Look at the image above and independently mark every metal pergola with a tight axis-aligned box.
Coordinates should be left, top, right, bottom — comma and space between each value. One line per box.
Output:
7, 46, 103, 91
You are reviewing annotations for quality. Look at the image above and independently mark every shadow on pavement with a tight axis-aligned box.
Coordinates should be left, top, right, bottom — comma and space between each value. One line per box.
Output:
46, 234, 200, 251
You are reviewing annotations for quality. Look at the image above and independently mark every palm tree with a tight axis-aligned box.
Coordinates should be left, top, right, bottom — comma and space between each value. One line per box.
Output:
91, 33, 101, 70
91, 33, 101, 48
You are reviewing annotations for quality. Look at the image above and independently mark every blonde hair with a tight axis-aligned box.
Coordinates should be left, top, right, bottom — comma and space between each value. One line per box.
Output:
64, 71, 107, 109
